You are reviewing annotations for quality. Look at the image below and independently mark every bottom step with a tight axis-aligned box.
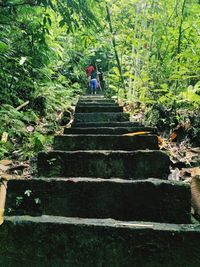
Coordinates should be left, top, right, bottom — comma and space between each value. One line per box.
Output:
1, 216, 200, 267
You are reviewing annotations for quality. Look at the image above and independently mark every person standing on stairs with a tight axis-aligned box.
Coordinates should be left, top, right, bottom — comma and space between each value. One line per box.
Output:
98, 68, 105, 91
85, 63, 95, 89
90, 69, 98, 95
85, 64, 95, 78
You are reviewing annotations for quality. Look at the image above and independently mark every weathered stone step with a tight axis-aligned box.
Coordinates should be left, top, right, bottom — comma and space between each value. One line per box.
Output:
71, 122, 143, 128
78, 101, 116, 105
74, 112, 130, 123
1, 216, 200, 267
79, 95, 105, 99
75, 106, 123, 113
79, 95, 113, 99
78, 99, 115, 104
77, 102, 118, 107
37, 150, 170, 179
53, 135, 159, 151
5, 178, 190, 223
64, 126, 157, 135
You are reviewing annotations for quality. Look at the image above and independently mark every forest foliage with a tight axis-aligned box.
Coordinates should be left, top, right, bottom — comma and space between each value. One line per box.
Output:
0, 0, 200, 159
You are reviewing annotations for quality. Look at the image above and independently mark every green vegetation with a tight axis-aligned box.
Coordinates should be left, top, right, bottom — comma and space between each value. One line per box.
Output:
1, 0, 200, 159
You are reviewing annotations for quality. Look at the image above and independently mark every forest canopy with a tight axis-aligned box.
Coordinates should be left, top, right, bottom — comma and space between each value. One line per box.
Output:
0, 0, 200, 159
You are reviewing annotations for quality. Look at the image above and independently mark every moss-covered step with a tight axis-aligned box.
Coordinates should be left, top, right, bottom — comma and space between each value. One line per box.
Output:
74, 112, 130, 123
1, 216, 200, 267
71, 122, 143, 127
75, 106, 123, 113
37, 150, 170, 179
64, 126, 157, 135
53, 134, 159, 151
5, 178, 191, 224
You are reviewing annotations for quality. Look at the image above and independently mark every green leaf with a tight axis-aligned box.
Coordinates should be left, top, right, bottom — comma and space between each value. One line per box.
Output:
19, 57, 27, 65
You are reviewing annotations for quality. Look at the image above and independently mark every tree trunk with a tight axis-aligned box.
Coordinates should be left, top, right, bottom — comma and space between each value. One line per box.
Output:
105, 1, 126, 99
175, 0, 187, 90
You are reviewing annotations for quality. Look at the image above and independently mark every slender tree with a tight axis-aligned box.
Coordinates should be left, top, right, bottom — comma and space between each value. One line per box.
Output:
105, 1, 126, 98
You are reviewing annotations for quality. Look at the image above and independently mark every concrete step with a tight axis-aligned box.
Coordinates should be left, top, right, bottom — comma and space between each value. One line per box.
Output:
75, 106, 123, 113
64, 126, 157, 135
5, 178, 191, 224
53, 135, 159, 151
74, 112, 130, 123
1, 216, 200, 267
37, 150, 170, 179
71, 122, 143, 128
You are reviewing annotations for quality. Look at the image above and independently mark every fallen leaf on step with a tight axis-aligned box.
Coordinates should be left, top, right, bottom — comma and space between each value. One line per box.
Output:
168, 132, 177, 142
0, 164, 10, 172
192, 168, 200, 176
157, 136, 165, 148
181, 167, 200, 178
123, 131, 150, 136
0, 160, 12, 166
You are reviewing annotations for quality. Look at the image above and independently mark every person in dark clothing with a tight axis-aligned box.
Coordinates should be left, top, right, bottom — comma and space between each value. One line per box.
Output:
90, 70, 98, 94
91, 70, 97, 79
98, 68, 105, 91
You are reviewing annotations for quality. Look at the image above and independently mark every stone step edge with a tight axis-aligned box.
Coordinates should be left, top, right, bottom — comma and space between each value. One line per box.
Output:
42, 149, 164, 154
76, 103, 119, 106
3, 215, 199, 231
75, 112, 127, 115
6, 177, 183, 185
70, 123, 145, 127
78, 98, 114, 100
76, 105, 120, 107
75, 108, 123, 113
77, 100, 116, 103
55, 134, 157, 137
63, 128, 157, 135
32, 176, 168, 180
41, 149, 164, 156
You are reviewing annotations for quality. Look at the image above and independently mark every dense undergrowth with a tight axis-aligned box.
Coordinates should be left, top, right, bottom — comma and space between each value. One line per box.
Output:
145, 104, 200, 146
0, 0, 96, 160
0, 82, 82, 160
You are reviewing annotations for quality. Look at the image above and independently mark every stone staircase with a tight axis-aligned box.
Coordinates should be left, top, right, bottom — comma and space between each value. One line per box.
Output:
1, 95, 200, 267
